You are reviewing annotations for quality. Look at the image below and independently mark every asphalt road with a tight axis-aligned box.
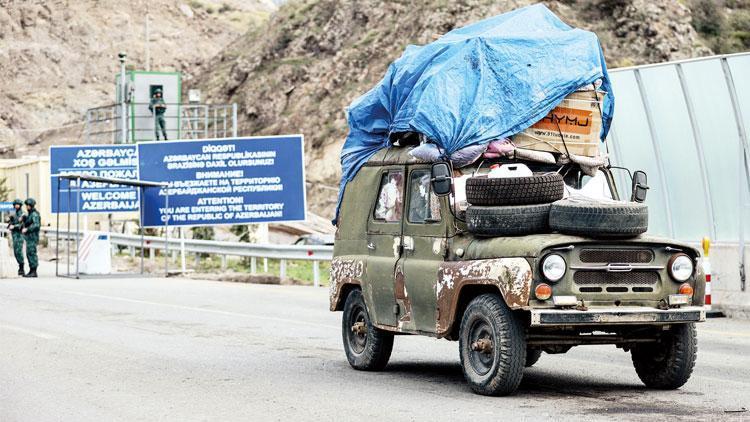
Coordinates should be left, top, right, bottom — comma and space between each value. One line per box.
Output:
1, 274, 749, 422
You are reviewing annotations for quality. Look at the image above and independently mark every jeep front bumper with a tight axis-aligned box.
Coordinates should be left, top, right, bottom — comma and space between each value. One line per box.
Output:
529, 306, 706, 326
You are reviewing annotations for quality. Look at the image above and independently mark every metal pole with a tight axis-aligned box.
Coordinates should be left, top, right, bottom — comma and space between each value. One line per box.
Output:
180, 227, 186, 273
119, 52, 128, 145
313, 260, 320, 288
251, 256, 257, 274
721, 57, 750, 292
75, 176, 81, 279
633, 69, 676, 238
232, 103, 238, 137
55, 178, 60, 277
140, 186, 145, 275
223, 107, 227, 137
164, 185, 169, 276
145, 12, 150, 72
204, 105, 209, 139
67, 180, 71, 277
676, 63, 717, 240
279, 259, 286, 280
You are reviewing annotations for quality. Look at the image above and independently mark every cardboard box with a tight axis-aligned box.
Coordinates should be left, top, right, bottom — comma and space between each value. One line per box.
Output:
512, 90, 606, 157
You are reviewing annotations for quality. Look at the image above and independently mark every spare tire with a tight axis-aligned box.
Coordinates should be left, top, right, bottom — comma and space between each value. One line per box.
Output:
549, 200, 648, 238
466, 204, 551, 237
466, 174, 564, 206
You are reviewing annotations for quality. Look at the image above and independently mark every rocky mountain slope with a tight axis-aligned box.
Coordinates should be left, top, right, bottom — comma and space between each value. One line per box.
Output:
194, 0, 729, 217
0, 0, 277, 156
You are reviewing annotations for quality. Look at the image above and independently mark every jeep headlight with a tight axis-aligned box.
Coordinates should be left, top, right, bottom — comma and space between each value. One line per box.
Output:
668, 254, 693, 282
541, 254, 566, 282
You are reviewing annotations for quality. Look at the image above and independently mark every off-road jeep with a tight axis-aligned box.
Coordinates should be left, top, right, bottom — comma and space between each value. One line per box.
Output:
330, 146, 705, 396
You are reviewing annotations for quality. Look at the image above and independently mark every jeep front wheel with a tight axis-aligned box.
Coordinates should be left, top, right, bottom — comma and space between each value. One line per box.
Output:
631, 323, 697, 389
459, 293, 525, 396
342, 289, 394, 371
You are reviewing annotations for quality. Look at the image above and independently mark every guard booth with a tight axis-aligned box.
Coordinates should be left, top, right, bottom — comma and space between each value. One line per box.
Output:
115, 71, 181, 143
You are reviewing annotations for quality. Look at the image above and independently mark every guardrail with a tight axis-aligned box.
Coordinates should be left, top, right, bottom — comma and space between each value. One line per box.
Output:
41, 227, 333, 286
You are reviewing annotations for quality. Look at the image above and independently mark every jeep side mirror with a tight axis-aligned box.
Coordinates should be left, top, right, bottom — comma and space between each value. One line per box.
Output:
431, 162, 452, 196
631, 170, 649, 203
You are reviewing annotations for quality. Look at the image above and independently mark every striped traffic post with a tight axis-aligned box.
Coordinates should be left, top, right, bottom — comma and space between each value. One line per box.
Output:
702, 237, 711, 310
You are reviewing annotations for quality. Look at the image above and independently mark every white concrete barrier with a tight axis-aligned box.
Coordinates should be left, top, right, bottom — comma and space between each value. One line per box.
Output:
706, 243, 750, 318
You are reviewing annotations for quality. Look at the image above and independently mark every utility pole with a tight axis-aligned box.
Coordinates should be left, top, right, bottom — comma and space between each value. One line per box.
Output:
118, 52, 128, 144
145, 11, 150, 71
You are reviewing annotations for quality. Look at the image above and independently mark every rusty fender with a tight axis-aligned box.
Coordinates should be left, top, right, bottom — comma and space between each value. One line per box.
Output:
436, 258, 532, 335
329, 257, 364, 311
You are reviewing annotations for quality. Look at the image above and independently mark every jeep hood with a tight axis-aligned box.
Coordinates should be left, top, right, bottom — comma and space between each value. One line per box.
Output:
461, 233, 700, 260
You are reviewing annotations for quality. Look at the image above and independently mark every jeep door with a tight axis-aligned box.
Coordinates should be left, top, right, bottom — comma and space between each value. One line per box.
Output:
365, 167, 404, 327
397, 166, 446, 333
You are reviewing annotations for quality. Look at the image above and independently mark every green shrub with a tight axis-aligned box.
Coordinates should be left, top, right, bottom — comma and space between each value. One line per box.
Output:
691, 0, 725, 37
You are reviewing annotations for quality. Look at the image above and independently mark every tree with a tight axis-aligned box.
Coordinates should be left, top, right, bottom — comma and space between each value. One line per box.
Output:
0, 177, 12, 201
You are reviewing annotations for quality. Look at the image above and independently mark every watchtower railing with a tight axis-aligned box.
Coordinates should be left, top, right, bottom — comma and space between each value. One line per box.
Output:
84, 102, 238, 144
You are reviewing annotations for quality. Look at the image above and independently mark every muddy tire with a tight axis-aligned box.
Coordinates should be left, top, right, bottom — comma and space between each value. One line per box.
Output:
466, 173, 564, 206
459, 293, 525, 396
525, 348, 542, 368
549, 199, 648, 238
466, 203, 550, 236
631, 323, 697, 389
342, 289, 394, 371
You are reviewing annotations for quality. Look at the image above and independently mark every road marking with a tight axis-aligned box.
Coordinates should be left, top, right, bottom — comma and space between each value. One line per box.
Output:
61, 290, 339, 330
0, 324, 57, 340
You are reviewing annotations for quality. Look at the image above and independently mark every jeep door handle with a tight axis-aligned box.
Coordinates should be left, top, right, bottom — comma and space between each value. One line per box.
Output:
367, 242, 375, 250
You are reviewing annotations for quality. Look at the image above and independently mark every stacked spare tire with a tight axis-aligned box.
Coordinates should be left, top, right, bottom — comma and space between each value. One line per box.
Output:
466, 174, 563, 236
465, 173, 648, 238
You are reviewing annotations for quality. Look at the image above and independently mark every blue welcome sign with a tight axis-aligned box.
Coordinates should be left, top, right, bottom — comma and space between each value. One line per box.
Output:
137, 135, 306, 227
50, 145, 139, 213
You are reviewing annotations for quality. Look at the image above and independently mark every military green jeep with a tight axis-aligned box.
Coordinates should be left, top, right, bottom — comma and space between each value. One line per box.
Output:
330, 146, 705, 396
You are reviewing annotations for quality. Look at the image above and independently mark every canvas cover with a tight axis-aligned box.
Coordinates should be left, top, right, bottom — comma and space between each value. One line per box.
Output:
335, 4, 614, 223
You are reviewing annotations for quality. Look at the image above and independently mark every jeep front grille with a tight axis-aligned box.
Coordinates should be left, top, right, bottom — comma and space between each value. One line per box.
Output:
573, 271, 659, 286
579, 248, 654, 264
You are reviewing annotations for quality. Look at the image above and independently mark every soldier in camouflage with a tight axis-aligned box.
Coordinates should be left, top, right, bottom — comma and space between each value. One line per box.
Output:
148, 89, 168, 140
21, 198, 40, 278
6, 198, 26, 275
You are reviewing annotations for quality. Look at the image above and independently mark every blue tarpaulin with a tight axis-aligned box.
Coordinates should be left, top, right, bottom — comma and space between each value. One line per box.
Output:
335, 4, 614, 223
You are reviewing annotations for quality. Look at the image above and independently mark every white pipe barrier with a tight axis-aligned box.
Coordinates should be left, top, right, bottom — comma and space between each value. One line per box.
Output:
42, 228, 332, 287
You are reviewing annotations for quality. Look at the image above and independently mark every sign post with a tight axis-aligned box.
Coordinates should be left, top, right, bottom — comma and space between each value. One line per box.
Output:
137, 135, 306, 228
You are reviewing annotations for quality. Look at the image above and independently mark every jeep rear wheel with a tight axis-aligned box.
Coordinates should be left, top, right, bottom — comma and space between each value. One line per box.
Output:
342, 289, 394, 371
459, 293, 525, 396
525, 348, 542, 368
631, 323, 697, 389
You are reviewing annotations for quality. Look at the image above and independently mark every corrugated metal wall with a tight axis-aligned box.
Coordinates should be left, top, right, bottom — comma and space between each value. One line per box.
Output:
0, 157, 51, 224
607, 53, 750, 243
